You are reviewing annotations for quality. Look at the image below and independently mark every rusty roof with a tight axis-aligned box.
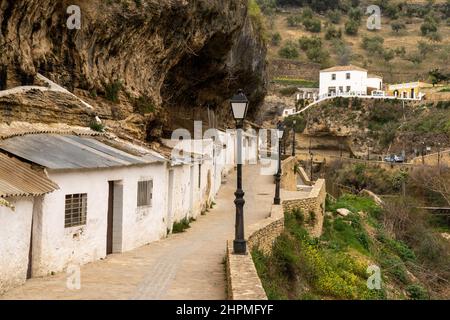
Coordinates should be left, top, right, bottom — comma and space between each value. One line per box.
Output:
0, 153, 59, 197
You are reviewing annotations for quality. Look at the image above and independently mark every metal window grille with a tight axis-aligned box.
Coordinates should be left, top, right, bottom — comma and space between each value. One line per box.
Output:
65, 193, 87, 228
137, 180, 153, 207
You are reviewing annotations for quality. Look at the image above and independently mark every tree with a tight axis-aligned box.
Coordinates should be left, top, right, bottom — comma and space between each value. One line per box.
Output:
306, 46, 330, 64
298, 36, 322, 51
325, 26, 342, 40
383, 49, 395, 63
278, 41, 300, 59
349, 7, 363, 22
345, 19, 359, 35
428, 68, 448, 86
391, 21, 406, 33
287, 15, 302, 27
271, 32, 282, 46
303, 18, 321, 33
361, 35, 385, 54
326, 9, 341, 24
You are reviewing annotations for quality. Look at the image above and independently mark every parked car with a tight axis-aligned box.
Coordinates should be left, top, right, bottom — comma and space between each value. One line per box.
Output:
384, 155, 405, 163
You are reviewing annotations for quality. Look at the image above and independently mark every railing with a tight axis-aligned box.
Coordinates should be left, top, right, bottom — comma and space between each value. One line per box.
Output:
291, 91, 425, 116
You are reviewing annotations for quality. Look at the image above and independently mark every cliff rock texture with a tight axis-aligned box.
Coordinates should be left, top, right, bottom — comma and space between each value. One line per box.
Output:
0, 0, 267, 140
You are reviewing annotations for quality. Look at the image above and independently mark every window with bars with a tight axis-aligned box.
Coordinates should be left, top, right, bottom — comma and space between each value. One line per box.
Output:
65, 194, 87, 228
137, 180, 153, 207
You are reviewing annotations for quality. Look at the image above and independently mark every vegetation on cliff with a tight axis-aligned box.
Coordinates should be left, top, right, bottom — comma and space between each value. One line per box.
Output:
253, 193, 450, 300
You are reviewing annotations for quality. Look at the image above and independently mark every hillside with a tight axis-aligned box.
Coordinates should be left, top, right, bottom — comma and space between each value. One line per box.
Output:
260, 0, 450, 83
0, 0, 268, 142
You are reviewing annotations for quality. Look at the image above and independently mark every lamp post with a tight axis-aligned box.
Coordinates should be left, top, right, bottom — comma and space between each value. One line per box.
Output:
274, 122, 284, 205
292, 120, 296, 157
310, 152, 314, 181
230, 89, 249, 255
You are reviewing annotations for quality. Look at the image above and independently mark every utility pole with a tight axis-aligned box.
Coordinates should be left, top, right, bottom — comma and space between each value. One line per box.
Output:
421, 142, 425, 165
292, 120, 296, 157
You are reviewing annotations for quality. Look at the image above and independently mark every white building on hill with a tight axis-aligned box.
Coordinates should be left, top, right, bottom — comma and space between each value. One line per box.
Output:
319, 65, 383, 97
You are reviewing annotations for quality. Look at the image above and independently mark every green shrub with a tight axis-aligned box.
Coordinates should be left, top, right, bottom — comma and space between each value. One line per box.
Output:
391, 21, 406, 33
361, 35, 385, 54
172, 218, 194, 233
306, 46, 329, 64
278, 41, 299, 59
406, 284, 429, 300
104, 80, 123, 103
302, 18, 321, 33
89, 121, 105, 132
298, 36, 322, 51
349, 7, 363, 22
279, 86, 298, 96
134, 96, 155, 114
325, 26, 342, 40
345, 19, 359, 35
287, 15, 302, 27
271, 32, 282, 46
326, 9, 341, 24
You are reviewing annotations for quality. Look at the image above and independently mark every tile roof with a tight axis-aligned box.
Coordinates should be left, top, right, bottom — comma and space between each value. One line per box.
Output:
321, 65, 367, 72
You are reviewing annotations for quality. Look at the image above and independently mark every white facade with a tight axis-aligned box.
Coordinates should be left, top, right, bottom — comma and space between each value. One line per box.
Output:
367, 76, 383, 91
319, 68, 368, 96
30, 162, 168, 277
0, 197, 34, 294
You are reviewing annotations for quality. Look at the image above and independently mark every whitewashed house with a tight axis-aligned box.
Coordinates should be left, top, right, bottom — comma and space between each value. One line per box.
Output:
0, 153, 59, 294
319, 65, 383, 97
0, 133, 169, 277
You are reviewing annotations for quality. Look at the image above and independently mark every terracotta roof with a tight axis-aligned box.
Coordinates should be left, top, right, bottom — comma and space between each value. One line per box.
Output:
0, 153, 59, 197
0, 122, 103, 140
321, 65, 367, 72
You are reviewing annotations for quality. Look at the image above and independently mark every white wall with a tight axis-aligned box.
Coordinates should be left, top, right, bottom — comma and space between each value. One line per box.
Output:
320, 70, 368, 96
367, 77, 383, 91
0, 197, 34, 294
32, 163, 167, 276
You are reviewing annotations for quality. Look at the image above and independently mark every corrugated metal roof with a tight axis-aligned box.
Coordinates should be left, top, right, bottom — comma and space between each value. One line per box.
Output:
0, 153, 59, 197
0, 134, 163, 170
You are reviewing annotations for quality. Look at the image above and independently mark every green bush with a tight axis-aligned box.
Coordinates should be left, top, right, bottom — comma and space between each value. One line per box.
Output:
287, 15, 302, 27
298, 36, 322, 51
271, 32, 282, 46
345, 19, 359, 35
172, 217, 195, 233
134, 96, 155, 114
361, 35, 385, 54
104, 80, 123, 102
302, 18, 321, 33
278, 41, 299, 59
325, 26, 342, 40
89, 121, 105, 132
391, 21, 406, 33
326, 9, 341, 24
279, 86, 298, 96
306, 46, 329, 64
406, 284, 429, 300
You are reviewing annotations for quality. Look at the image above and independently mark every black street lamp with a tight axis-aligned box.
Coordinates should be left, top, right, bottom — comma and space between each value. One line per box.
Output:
274, 122, 284, 205
230, 90, 249, 255
292, 120, 296, 157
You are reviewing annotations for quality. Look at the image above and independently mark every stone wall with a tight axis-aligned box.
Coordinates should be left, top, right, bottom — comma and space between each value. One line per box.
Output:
282, 179, 326, 238
226, 205, 283, 300
281, 156, 298, 192
226, 178, 327, 300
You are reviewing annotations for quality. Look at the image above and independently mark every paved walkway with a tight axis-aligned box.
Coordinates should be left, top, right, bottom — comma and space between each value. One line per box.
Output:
1, 164, 276, 300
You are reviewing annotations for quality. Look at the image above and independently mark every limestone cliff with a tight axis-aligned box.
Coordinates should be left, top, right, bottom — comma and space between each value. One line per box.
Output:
0, 0, 267, 140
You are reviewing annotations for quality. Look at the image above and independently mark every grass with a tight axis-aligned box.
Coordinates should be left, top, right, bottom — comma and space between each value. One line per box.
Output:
89, 121, 105, 132
104, 80, 123, 103
172, 217, 196, 233
273, 77, 319, 87
253, 195, 439, 300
